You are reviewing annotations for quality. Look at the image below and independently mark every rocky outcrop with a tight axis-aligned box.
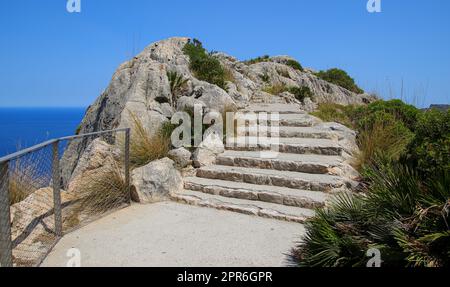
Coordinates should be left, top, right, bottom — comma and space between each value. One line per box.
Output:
130, 158, 183, 203
67, 138, 121, 193
61, 37, 373, 184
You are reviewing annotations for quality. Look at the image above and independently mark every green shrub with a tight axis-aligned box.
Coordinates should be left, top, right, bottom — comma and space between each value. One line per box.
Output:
289, 86, 313, 103
315, 68, 364, 94
353, 100, 419, 130
405, 109, 450, 177
285, 59, 303, 72
312, 100, 420, 169
296, 98, 449, 267
183, 39, 227, 89
292, 160, 450, 267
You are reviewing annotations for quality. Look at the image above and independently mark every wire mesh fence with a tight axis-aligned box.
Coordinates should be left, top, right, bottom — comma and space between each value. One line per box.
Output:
0, 128, 130, 267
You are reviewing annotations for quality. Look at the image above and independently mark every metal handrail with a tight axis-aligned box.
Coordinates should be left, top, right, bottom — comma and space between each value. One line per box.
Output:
0, 127, 131, 267
0, 128, 130, 163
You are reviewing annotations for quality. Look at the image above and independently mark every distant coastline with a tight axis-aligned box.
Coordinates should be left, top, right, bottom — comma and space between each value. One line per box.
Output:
0, 107, 86, 157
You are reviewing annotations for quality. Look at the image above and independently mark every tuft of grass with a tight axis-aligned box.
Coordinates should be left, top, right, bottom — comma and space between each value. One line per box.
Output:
64, 159, 128, 229
354, 120, 414, 170
8, 158, 40, 205
123, 112, 171, 168
310, 103, 354, 127
223, 67, 236, 84
263, 83, 288, 95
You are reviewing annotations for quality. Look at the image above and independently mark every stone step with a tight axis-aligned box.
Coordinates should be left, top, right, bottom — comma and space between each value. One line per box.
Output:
277, 114, 318, 127
171, 190, 315, 223
244, 103, 303, 114
226, 137, 343, 156
196, 165, 348, 192
184, 177, 329, 209
236, 126, 337, 140
217, 150, 342, 174
236, 113, 317, 127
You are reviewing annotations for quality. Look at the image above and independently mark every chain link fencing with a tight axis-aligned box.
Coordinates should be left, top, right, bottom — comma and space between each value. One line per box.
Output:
0, 128, 130, 267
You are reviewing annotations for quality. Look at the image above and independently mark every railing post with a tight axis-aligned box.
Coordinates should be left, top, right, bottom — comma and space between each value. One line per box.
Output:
0, 161, 13, 267
52, 141, 63, 237
124, 129, 131, 203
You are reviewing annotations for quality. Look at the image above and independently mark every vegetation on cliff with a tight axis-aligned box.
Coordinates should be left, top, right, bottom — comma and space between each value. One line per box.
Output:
294, 100, 450, 267
183, 39, 228, 90
315, 68, 364, 94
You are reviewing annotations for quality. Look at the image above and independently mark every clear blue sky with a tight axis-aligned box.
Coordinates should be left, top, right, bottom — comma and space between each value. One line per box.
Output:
1, 0, 449, 108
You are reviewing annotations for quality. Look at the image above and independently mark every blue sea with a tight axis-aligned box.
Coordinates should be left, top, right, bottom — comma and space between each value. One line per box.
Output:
0, 108, 86, 157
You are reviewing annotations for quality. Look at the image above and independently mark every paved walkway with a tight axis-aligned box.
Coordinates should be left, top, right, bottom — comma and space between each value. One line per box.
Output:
42, 202, 304, 267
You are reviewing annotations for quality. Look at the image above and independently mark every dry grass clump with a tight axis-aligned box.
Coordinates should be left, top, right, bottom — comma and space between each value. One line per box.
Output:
354, 121, 413, 170
263, 83, 288, 95
8, 158, 41, 205
310, 102, 354, 127
63, 159, 127, 231
122, 111, 171, 168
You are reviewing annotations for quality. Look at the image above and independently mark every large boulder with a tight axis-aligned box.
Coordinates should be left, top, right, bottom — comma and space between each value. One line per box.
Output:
130, 158, 183, 203
67, 139, 121, 193
192, 134, 225, 168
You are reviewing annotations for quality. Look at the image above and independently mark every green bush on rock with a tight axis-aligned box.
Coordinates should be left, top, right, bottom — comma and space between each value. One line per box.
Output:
315, 68, 364, 94
183, 39, 227, 90
294, 99, 450, 267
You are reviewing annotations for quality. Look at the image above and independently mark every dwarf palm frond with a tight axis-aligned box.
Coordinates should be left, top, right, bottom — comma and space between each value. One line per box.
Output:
167, 71, 188, 108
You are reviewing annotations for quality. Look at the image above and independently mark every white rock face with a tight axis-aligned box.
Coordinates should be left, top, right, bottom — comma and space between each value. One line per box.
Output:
192, 134, 225, 168
130, 158, 183, 203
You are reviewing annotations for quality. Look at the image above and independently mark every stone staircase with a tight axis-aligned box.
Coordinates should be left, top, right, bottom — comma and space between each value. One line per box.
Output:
171, 102, 358, 224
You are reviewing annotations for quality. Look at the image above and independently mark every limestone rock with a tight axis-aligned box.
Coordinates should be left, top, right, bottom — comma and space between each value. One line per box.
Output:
10, 187, 75, 266
130, 158, 183, 203
68, 139, 120, 184
192, 134, 225, 168
168, 147, 192, 168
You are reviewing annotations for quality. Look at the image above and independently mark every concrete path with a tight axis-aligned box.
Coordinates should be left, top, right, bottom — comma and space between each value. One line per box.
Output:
42, 202, 304, 267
